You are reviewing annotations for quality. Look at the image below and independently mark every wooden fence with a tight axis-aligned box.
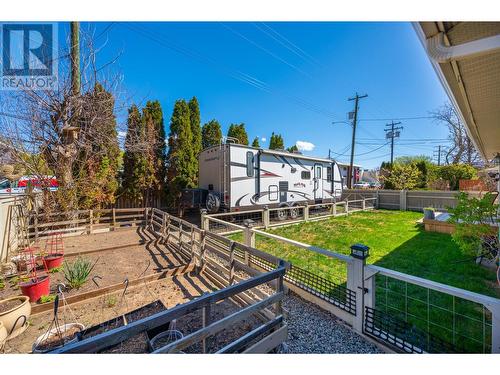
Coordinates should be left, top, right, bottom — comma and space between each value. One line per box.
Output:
48, 207, 288, 354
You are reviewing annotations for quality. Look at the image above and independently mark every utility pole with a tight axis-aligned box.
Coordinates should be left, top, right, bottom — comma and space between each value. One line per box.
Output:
70, 21, 80, 96
433, 145, 446, 166
384, 121, 403, 166
347, 93, 368, 188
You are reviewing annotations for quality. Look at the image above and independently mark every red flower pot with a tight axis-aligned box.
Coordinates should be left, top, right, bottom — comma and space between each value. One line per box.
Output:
43, 254, 64, 270
19, 276, 50, 302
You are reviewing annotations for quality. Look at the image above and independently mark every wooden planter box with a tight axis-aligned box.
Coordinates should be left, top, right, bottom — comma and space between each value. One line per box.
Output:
423, 219, 456, 234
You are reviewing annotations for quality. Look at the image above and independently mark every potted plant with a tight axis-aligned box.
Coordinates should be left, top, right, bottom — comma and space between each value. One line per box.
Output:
32, 322, 84, 353
43, 233, 65, 270
423, 207, 435, 220
0, 321, 7, 350
0, 295, 31, 340
19, 247, 50, 302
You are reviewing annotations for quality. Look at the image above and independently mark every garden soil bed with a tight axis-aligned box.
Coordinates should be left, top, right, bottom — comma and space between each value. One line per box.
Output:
0, 229, 190, 301
4, 272, 216, 353
0, 298, 23, 313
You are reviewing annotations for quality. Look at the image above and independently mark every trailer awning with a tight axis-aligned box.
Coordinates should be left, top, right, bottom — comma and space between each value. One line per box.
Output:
414, 22, 500, 162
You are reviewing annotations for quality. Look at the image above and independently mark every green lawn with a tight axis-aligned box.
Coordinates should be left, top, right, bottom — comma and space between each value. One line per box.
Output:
248, 210, 499, 298
230, 209, 499, 352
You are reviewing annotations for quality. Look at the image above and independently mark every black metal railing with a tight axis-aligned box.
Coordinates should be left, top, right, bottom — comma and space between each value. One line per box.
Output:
364, 306, 464, 353
250, 254, 356, 315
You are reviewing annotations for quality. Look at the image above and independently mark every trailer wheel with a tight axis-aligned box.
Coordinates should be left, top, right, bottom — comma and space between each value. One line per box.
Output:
289, 205, 299, 219
276, 204, 289, 221
206, 192, 220, 214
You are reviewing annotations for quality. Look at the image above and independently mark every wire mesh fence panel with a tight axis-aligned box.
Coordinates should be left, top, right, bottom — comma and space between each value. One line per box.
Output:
206, 218, 242, 234
371, 273, 493, 353
335, 202, 346, 215
364, 198, 377, 209
268, 206, 305, 226
347, 200, 364, 211
209, 210, 263, 227
308, 204, 333, 218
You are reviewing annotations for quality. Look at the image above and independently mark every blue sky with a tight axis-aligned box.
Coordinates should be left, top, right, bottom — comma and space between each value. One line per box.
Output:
65, 22, 450, 169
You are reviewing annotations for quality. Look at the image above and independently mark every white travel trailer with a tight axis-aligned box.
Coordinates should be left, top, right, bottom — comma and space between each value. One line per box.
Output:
195, 143, 343, 213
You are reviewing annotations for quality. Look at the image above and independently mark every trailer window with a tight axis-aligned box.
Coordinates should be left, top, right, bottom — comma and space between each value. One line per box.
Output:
301, 171, 311, 180
246, 152, 254, 177
327, 167, 332, 182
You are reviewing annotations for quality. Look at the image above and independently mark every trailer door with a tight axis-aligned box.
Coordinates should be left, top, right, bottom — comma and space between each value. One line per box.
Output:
313, 163, 323, 200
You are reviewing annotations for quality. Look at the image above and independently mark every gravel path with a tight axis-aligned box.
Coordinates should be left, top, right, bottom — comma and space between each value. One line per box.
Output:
282, 293, 383, 354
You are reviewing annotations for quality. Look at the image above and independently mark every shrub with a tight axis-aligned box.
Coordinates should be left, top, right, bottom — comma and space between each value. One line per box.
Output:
448, 192, 499, 258
63, 257, 96, 289
381, 163, 422, 190
437, 164, 477, 190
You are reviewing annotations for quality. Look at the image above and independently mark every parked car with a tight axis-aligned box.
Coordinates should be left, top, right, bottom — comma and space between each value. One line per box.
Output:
353, 182, 370, 189
0, 175, 58, 195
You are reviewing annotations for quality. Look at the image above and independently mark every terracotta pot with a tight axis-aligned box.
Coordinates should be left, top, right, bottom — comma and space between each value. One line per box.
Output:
0, 296, 31, 340
32, 322, 85, 353
43, 254, 64, 270
0, 321, 7, 349
19, 275, 50, 302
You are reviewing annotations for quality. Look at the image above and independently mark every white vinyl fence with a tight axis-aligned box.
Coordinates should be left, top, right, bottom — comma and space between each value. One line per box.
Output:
342, 189, 465, 211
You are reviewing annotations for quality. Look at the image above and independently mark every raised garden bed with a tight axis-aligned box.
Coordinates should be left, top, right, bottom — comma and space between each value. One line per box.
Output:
0, 230, 190, 303
4, 272, 216, 353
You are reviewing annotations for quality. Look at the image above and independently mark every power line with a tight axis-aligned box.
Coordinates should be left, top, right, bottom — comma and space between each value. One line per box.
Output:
358, 116, 434, 122
254, 23, 324, 69
122, 23, 337, 120
219, 23, 311, 78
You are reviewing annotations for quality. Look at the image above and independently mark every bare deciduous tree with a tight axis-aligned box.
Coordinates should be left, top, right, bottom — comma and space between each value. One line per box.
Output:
0, 28, 152, 215
431, 103, 481, 165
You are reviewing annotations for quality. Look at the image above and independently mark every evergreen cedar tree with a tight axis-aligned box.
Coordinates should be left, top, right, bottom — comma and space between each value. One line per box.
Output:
122, 100, 167, 203
252, 137, 260, 148
166, 99, 198, 204
287, 145, 298, 153
269, 132, 284, 150
227, 123, 249, 145
188, 97, 202, 183
76, 83, 120, 209
202, 120, 223, 149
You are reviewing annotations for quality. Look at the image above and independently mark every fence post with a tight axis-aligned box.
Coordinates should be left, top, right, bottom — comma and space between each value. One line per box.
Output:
190, 226, 195, 259
198, 229, 206, 270
88, 210, 93, 234
229, 241, 236, 285
304, 203, 309, 222
345, 200, 349, 215
263, 206, 270, 229
375, 190, 380, 209
243, 221, 256, 248
165, 215, 171, 244
347, 243, 370, 334
490, 303, 500, 353
200, 209, 209, 231
400, 190, 407, 211
362, 198, 366, 211
112, 208, 116, 231
202, 304, 211, 353
276, 259, 286, 316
